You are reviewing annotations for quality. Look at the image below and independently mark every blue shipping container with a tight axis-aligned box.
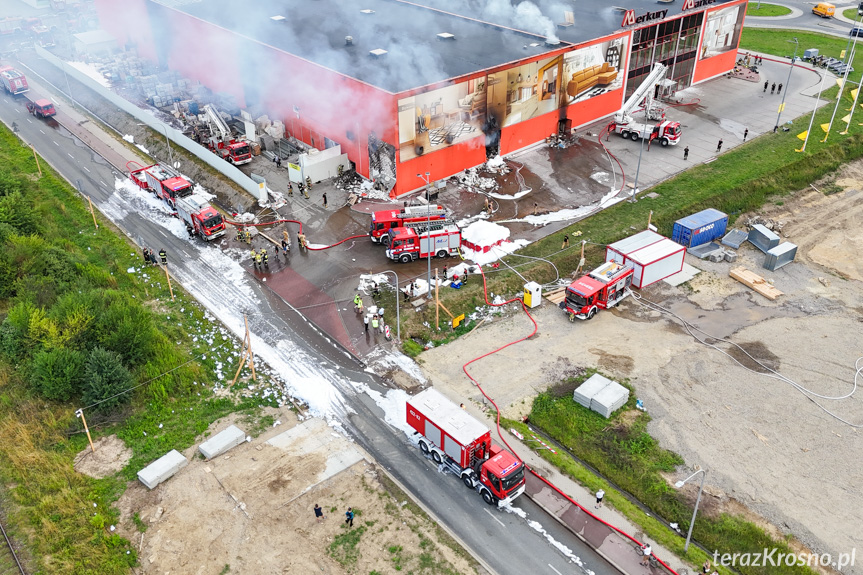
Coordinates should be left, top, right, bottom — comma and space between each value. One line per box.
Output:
672, 208, 728, 248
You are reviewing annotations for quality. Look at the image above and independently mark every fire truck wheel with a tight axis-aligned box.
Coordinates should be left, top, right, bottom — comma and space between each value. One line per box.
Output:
436, 250, 447, 258
481, 490, 496, 505
399, 254, 412, 264
431, 450, 442, 464
619, 131, 628, 139
630, 132, 639, 141
419, 441, 430, 455
587, 308, 597, 320
381, 235, 390, 246
462, 474, 474, 489
660, 138, 669, 147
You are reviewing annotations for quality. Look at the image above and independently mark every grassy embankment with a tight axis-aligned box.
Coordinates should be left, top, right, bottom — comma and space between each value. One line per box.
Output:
0, 124, 273, 573
746, 3, 793, 17
402, 28, 859, 575
401, 28, 863, 346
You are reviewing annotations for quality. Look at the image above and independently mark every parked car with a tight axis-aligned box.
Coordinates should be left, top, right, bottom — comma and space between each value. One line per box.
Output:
851, 27, 863, 38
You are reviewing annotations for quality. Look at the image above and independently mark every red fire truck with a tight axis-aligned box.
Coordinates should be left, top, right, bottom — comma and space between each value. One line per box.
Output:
0, 66, 29, 95
370, 204, 449, 245
127, 161, 193, 209
386, 224, 461, 263
406, 388, 526, 506
208, 138, 253, 165
175, 194, 225, 241
25, 98, 56, 119
561, 261, 634, 321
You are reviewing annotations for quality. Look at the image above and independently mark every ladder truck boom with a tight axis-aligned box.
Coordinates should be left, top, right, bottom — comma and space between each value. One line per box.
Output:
614, 63, 667, 125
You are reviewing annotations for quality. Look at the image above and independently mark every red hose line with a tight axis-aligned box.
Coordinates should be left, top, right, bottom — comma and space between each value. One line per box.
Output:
306, 234, 368, 250
223, 218, 367, 250
529, 470, 680, 575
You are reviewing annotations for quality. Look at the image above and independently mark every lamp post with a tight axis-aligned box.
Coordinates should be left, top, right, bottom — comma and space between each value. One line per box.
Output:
137, 123, 174, 167
774, 38, 798, 133
824, 21, 861, 142
377, 270, 400, 341
630, 131, 645, 203
416, 172, 432, 299
674, 469, 707, 553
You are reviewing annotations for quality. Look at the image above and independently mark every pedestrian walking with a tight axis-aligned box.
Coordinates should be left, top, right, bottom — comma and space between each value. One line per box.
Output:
683, 146, 689, 160
322, 192, 328, 208
595, 489, 605, 509
159, 248, 167, 265
345, 507, 354, 527
533, 202, 538, 216
281, 238, 289, 256
771, 82, 776, 94
763, 80, 768, 92
314, 504, 325, 522
640, 544, 653, 566
716, 138, 723, 153
287, 182, 293, 197
276, 156, 282, 168
561, 234, 569, 250
484, 197, 490, 214
777, 83, 783, 94
743, 128, 748, 142
364, 314, 369, 333
261, 248, 269, 268
442, 265, 448, 280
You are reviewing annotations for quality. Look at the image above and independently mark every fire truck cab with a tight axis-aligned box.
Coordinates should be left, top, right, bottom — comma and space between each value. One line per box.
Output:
562, 261, 634, 321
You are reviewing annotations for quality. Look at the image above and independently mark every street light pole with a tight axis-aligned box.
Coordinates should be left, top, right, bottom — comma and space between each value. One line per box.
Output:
137, 123, 174, 167
378, 270, 400, 341
675, 469, 707, 553
775, 38, 798, 132
631, 132, 645, 203
417, 172, 432, 299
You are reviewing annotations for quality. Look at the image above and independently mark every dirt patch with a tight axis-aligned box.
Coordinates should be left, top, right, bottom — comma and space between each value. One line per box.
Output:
115, 410, 477, 575
588, 347, 635, 377
724, 340, 781, 372
73, 435, 132, 479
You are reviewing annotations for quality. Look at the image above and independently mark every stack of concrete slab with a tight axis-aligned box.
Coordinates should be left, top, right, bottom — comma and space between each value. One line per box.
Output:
199, 425, 246, 460
574, 374, 630, 418
721, 229, 749, 249
763, 242, 797, 271
573, 374, 613, 408
591, 381, 630, 419
748, 225, 780, 253
138, 449, 188, 490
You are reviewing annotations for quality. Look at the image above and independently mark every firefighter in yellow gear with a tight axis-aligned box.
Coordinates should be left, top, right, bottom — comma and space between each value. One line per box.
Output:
254, 250, 262, 268
236, 226, 244, 241
297, 232, 307, 249
261, 248, 269, 268
251, 249, 258, 267
244, 228, 252, 244
305, 176, 312, 191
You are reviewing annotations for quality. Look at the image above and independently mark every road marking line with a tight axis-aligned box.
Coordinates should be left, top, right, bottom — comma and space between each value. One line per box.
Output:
53, 140, 59, 146
26, 118, 32, 123
39, 129, 45, 134
484, 509, 506, 527
548, 565, 563, 575
100, 180, 106, 186
83, 166, 90, 173
68, 153, 74, 159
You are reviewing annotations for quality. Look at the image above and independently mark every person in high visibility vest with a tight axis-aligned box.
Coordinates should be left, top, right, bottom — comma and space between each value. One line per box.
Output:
244, 228, 252, 244
235, 226, 244, 241
250, 248, 257, 267
353, 294, 362, 312
371, 314, 379, 332
159, 248, 167, 265
254, 250, 262, 268
261, 248, 269, 268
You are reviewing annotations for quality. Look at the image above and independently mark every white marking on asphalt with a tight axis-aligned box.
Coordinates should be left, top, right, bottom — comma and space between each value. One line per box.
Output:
53, 140, 59, 146
100, 180, 106, 187
26, 118, 32, 123
158, 229, 168, 238
548, 565, 563, 575
83, 166, 90, 173
68, 153, 74, 159
39, 129, 45, 134
484, 509, 506, 527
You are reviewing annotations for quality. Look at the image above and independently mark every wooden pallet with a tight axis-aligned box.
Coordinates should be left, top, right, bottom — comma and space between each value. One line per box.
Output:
729, 267, 783, 300
545, 287, 566, 305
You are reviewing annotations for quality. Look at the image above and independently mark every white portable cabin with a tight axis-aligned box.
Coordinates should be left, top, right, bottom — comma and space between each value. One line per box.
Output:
606, 230, 686, 289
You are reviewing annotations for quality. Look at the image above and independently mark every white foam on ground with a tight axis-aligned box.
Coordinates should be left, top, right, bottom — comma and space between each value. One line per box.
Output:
357, 273, 390, 294
488, 188, 532, 200
365, 348, 427, 385
462, 220, 510, 246
461, 240, 528, 265
123, 134, 134, 143
68, 61, 111, 88
503, 188, 626, 226
502, 504, 593, 573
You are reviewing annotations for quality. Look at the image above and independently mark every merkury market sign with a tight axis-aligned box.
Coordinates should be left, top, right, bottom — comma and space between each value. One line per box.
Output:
621, 0, 719, 27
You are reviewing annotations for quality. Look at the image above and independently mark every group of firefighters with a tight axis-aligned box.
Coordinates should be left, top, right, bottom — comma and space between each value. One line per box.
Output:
354, 289, 391, 340
237, 226, 309, 270
141, 247, 168, 266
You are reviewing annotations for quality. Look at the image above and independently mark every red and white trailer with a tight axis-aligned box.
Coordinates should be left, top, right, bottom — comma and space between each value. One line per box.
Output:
406, 388, 526, 506
605, 230, 686, 289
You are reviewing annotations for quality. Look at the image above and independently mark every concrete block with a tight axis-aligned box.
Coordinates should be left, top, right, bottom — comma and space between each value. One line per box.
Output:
137, 449, 188, 490
724, 250, 738, 263
708, 252, 724, 263
199, 425, 246, 459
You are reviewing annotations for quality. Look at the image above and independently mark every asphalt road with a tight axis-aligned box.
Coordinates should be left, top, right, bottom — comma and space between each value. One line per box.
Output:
0, 92, 617, 575
745, 0, 861, 38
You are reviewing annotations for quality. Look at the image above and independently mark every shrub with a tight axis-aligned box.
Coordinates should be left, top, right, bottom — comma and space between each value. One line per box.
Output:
402, 339, 423, 358
82, 347, 134, 414
0, 301, 37, 361
30, 347, 86, 401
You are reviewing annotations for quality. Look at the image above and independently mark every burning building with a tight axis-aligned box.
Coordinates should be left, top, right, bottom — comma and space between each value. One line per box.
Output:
95, 0, 747, 197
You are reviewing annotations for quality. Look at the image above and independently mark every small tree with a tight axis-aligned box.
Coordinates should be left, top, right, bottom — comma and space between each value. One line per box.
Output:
82, 347, 134, 414
30, 348, 85, 402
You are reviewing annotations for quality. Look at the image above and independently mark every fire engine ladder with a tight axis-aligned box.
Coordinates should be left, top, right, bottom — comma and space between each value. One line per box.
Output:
613, 63, 668, 125
403, 218, 455, 233
400, 206, 448, 220
202, 104, 232, 142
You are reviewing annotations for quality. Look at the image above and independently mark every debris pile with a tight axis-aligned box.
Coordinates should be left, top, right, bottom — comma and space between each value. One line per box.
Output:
458, 168, 499, 191
745, 215, 785, 233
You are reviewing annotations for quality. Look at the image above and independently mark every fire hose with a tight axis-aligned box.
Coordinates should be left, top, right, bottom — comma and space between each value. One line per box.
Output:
223, 217, 366, 250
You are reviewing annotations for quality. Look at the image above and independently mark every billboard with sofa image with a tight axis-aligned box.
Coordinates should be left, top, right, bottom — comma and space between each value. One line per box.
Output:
561, 37, 627, 105
700, 4, 745, 60
486, 55, 562, 128
397, 77, 486, 162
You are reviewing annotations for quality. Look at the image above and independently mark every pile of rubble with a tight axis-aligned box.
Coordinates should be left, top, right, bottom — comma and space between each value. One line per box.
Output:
745, 215, 785, 233
457, 167, 499, 191
484, 155, 511, 176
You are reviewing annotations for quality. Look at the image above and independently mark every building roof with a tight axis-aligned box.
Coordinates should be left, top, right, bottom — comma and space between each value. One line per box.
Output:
73, 29, 116, 45
155, 0, 739, 93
